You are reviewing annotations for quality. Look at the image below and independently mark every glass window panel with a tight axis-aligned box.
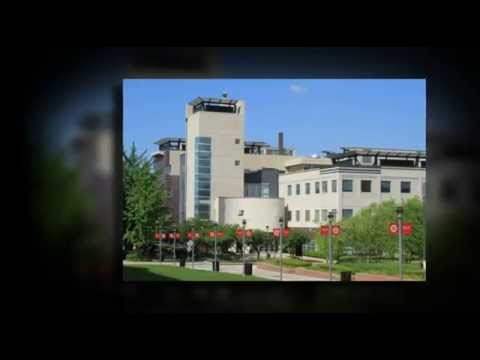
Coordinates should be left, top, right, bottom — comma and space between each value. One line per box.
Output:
343, 179, 353, 192
361, 180, 371, 192
381, 181, 391, 193
401, 181, 411, 193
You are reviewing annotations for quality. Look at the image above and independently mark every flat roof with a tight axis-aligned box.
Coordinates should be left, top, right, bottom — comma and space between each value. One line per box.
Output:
342, 146, 426, 154
188, 97, 239, 106
325, 147, 426, 159
154, 137, 186, 145
244, 141, 270, 146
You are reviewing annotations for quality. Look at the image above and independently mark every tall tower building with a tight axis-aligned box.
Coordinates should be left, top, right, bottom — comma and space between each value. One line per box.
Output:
184, 96, 245, 221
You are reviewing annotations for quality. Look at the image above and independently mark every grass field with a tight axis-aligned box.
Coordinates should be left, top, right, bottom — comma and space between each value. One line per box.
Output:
268, 258, 425, 280
123, 263, 269, 281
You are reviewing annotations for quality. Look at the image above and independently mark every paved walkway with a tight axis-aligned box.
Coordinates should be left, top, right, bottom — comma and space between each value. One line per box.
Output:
124, 260, 328, 281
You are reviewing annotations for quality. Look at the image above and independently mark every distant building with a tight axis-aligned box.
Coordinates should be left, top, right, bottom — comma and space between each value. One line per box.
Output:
152, 138, 186, 223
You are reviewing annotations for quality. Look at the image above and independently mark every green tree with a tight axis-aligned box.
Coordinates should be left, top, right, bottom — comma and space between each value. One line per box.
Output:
284, 229, 310, 256
123, 143, 171, 256
335, 198, 424, 262
249, 230, 268, 260
402, 197, 425, 261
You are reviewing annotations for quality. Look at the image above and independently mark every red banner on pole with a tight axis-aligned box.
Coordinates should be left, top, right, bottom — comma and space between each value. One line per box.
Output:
175, 233, 180, 239
155, 232, 160, 240
389, 223, 413, 235
188, 231, 193, 239
388, 223, 398, 235
245, 229, 253, 238
209, 231, 215, 238
273, 228, 281, 237
282, 228, 290, 237
194, 232, 200, 239
402, 223, 413, 236
332, 225, 341, 236
216, 231, 224, 237
161, 233, 167, 239
236, 229, 244, 237
320, 226, 329, 236
168, 232, 174, 239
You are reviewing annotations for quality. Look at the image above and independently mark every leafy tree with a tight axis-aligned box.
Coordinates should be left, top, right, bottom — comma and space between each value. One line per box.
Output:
249, 230, 268, 259
123, 143, 171, 257
401, 197, 425, 261
283, 229, 310, 255
334, 197, 425, 262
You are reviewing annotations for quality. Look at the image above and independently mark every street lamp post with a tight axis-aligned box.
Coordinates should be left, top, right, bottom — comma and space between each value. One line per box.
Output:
214, 223, 218, 264
265, 225, 269, 259
156, 220, 162, 262
397, 206, 404, 281
173, 228, 177, 260
279, 216, 284, 281
327, 212, 334, 281
242, 219, 246, 275
191, 226, 195, 269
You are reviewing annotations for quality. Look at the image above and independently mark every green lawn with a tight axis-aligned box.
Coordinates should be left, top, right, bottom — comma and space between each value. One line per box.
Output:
123, 263, 270, 281
267, 258, 425, 280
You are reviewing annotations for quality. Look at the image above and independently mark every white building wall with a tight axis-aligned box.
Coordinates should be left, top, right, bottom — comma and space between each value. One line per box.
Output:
185, 101, 245, 221
218, 197, 285, 230
280, 166, 426, 228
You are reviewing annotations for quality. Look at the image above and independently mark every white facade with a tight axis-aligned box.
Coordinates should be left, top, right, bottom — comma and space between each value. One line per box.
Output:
280, 165, 426, 228
217, 197, 285, 230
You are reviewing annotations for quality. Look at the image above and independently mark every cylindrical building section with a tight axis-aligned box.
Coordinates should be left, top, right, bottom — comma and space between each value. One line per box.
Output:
218, 197, 285, 230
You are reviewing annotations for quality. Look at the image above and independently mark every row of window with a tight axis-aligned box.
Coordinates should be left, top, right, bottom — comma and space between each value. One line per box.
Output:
288, 208, 354, 223
194, 137, 212, 219
287, 179, 413, 195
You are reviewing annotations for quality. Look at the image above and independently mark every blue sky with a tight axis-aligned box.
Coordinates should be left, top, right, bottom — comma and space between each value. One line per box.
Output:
123, 79, 425, 156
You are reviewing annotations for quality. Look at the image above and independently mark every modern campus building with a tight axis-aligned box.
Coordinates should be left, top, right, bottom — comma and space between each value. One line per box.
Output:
280, 147, 426, 229
153, 95, 427, 230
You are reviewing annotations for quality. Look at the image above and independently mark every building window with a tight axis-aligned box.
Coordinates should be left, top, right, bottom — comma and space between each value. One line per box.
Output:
296, 184, 301, 195
332, 180, 337, 192
361, 180, 372, 192
343, 179, 353, 192
331, 209, 337, 220
287, 210, 292, 221
194, 137, 211, 219
401, 181, 411, 193
261, 183, 270, 198
314, 209, 320, 223
381, 180, 391, 193
342, 209, 353, 219
321, 209, 328, 222
235, 160, 240, 166
235, 138, 240, 144
295, 210, 300, 222
305, 210, 311, 222
322, 181, 328, 193
288, 185, 292, 196
305, 182, 311, 194
315, 181, 320, 194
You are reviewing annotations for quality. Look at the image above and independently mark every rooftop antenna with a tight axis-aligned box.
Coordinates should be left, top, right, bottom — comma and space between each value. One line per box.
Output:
222, 89, 228, 98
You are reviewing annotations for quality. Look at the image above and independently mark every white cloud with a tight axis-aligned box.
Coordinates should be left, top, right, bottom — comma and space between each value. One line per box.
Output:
290, 84, 308, 94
